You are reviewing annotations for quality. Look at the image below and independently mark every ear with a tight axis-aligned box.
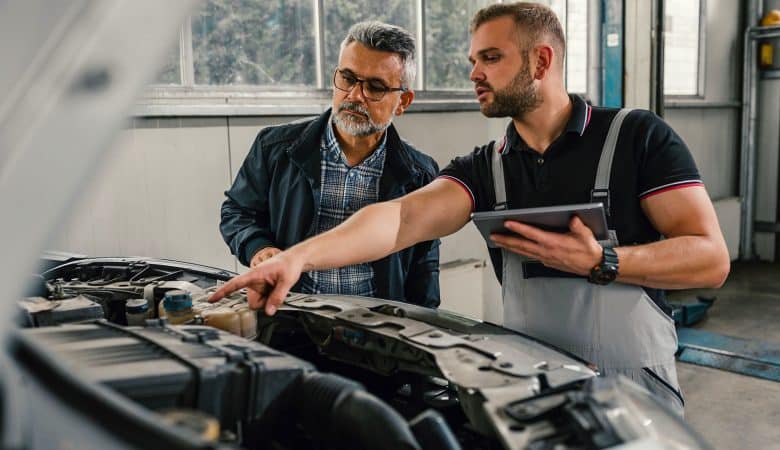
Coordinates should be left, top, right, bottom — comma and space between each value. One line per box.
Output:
533, 44, 554, 80
395, 90, 415, 115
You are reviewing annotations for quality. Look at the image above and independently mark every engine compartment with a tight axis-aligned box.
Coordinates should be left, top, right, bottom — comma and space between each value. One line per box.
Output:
12, 257, 704, 450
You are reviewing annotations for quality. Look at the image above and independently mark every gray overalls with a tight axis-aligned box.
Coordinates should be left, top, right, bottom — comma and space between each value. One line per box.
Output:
491, 109, 684, 415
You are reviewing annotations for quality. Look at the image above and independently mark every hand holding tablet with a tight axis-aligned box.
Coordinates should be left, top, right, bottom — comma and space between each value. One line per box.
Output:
471, 203, 608, 248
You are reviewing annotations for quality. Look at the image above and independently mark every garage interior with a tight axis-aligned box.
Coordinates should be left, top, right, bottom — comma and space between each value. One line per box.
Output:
2, 0, 780, 449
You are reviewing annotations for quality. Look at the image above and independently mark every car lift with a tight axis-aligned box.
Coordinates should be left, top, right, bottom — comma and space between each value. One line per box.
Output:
669, 296, 716, 328
672, 297, 780, 383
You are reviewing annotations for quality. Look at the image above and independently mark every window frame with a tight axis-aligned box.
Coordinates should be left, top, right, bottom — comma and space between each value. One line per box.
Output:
663, 0, 706, 99
135, 0, 589, 117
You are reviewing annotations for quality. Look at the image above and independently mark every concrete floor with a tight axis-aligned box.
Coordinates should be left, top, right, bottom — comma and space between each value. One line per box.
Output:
667, 261, 780, 450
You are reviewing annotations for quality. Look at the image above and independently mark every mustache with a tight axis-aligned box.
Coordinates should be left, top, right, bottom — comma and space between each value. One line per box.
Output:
338, 101, 369, 117
475, 82, 493, 91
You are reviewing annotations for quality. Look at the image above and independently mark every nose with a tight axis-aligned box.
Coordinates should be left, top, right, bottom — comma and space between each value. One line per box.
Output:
345, 81, 366, 102
469, 62, 485, 83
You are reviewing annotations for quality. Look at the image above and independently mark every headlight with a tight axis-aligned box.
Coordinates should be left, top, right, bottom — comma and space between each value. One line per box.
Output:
589, 376, 712, 450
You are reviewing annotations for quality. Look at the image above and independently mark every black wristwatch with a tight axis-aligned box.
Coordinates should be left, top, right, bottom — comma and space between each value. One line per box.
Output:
588, 246, 619, 285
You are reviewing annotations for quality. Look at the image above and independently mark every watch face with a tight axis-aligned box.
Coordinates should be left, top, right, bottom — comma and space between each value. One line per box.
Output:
598, 265, 618, 282
589, 247, 618, 285
590, 264, 617, 285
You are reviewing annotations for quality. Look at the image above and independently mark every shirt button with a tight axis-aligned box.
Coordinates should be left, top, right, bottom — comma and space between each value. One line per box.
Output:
537, 158, 544, 165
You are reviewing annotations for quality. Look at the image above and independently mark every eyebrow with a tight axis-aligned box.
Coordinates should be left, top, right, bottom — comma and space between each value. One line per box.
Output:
338, 68, 391, 86
468, 47, 502, 63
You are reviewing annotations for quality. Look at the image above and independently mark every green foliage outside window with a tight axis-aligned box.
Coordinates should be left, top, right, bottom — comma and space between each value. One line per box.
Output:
323, 0, 416, 77
425, 0, 492, 89
192, 0, 316, 86
154, 0, 588, 93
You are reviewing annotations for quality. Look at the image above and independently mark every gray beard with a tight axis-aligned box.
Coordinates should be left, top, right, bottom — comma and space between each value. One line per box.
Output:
480, 62, 543, 118
332, 101, 393, 137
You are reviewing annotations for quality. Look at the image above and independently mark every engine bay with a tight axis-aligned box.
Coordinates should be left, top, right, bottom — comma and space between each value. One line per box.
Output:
12, 257, 706, 450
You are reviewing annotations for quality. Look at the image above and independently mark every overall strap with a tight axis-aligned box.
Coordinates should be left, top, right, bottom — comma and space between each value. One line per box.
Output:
591, 108, 633, 217
490, 135, 508, 211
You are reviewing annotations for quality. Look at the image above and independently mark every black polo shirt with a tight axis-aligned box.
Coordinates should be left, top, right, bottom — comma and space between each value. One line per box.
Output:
439, 95, 702, 312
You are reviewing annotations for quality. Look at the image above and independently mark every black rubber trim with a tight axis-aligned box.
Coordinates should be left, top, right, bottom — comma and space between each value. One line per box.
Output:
10, 330, 227, 450
97, 321, 224, 414
642, 367, 685, 406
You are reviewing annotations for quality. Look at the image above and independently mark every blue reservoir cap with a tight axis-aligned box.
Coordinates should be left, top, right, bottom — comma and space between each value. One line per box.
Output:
126, 298, 149, 314
163, 290, 192, 311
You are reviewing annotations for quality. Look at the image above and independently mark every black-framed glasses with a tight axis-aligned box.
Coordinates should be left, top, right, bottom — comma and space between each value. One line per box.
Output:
333, 69, 406, 102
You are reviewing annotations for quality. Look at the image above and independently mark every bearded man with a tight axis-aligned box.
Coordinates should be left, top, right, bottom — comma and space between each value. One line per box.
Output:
219, 21, 440, 307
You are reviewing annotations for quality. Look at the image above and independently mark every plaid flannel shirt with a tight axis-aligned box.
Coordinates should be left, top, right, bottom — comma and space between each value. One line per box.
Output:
304, 120, 386, 296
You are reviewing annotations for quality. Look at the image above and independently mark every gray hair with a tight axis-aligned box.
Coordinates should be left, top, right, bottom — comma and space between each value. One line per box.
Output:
339, 21, 416, 88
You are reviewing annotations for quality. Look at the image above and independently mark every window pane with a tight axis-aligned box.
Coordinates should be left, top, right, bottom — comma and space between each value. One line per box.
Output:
664, 0, 701, 96
537, 0, 587, 94
323, 0, 417, 78
192, 0, 316, 87
424, 0, 492, 90
565, 0, 588, 93
545, 0, 566, 22
425, 0, 587, 91
155, 41, 181, 85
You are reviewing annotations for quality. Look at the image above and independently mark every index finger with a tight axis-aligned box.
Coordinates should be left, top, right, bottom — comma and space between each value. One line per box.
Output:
209, 272, 254, 303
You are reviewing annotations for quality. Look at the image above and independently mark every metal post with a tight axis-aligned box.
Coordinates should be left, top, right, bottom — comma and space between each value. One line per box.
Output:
650, 0, 664, 117
415, 0, 425, 91
740, 28, 758, 260
313, 0, 325, 90
601, 0, 623, 107
739, 21, 780, 260
739, 0, 760, 260
180, 19, 194, 86
587, 0, 602, 105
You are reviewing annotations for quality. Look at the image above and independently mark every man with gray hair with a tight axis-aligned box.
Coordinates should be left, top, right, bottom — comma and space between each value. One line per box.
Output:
219, 21, 440, 307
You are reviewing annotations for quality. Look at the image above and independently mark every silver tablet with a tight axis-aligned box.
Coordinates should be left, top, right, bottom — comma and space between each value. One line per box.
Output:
471, 202, 608, 248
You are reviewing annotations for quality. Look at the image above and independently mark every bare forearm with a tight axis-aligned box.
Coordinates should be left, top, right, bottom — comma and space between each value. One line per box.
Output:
285, 180, 471, 273
286, 201, 413, 272
616, 235, 730, 289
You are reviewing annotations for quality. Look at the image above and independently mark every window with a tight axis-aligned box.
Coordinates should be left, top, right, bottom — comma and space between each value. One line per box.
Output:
191, 0, 316, 87
563, 0, 588, 94
424, 0, 493, 90
146, 0, 589, 112
156, 44, 181, 85
323, 0, 417, 83
663, 0, 703, 96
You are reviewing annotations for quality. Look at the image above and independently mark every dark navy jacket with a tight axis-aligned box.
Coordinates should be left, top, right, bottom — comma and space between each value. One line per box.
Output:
220, 109, 441, 307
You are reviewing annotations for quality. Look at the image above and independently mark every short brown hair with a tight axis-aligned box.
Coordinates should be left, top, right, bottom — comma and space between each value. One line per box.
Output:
470, 2, 566, 59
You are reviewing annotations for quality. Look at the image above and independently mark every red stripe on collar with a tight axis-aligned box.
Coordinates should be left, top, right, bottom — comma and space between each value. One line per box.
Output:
580, 104, 592, 136
497, 136, 507, 154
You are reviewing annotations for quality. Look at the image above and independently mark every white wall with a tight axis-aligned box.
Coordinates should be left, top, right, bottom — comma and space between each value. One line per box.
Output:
54, 117, 236, 271
665, 108, 740, 201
